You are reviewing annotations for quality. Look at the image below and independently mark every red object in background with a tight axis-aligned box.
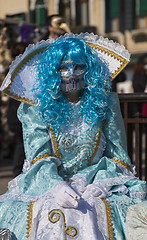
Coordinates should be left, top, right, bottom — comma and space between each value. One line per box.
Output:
142, 103, 147, 117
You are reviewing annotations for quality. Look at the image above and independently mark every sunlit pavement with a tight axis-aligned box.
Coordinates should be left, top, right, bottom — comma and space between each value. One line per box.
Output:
0, 157, 13, 195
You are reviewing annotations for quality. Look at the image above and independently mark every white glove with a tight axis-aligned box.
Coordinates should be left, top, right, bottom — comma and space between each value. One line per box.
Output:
53, 182, 80, 208
70, 173, 88, 196
82, 182, 111, 200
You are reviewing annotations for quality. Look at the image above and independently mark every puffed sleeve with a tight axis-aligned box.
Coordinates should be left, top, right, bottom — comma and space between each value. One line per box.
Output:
15, 103, 63, 196
17, 102, 52, 161
103, 92, 131, 165
71, 93, 146, 199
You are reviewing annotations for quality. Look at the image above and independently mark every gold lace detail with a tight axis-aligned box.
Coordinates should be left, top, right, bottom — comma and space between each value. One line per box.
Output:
101, 199, 114, 240
88, 120, 105, 166
111, 158, 131, 171
26, 201, 35, 238
87, 130, 102, 166
48, 209, 78, 239
49, 127, 62, 160
32, 153, 53, 164
86, 42, 129, 80
3, 90, 35, 105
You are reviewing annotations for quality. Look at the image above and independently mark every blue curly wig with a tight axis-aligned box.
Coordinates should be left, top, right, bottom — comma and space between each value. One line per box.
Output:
33, 38, 111, 130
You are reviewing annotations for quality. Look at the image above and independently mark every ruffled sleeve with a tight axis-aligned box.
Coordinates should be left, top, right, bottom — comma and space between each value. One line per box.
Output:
103, 92, 131, 165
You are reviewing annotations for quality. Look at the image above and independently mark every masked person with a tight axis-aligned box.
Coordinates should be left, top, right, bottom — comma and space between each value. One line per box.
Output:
0, 33, 146, 240
42, 15, 71, 41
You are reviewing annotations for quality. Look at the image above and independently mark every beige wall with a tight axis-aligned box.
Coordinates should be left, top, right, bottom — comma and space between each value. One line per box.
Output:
125, 30, 147, 54
89, 0, 105, 35
46, 0, 59, 16
0, 0, 59, 19
0, 0, 28, 18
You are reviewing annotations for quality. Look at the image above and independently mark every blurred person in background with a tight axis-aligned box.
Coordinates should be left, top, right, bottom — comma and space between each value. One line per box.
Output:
0, 25, 14, 160
19, 23, 35, 43
142, 64, 147, 117
111, 70, 126, 92
132, 56, 147, 93
41, 14, 71, 40
132, 56, 147, 117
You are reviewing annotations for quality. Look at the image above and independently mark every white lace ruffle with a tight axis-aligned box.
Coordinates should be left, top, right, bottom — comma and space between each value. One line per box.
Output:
0, 157, 62, 203
59, 32, 130, 60
70, 173, 146, 200
0, 39, 54, 91
0, 183, 54, 203
129, 191, 147, 199
93, 175, 135, 188
8, 177, 18, 190
22, 159, 32, 172
10, 33, 130, 73
94, 197, 109, 239
22, 156, 61, 173
115, 162, 136, 176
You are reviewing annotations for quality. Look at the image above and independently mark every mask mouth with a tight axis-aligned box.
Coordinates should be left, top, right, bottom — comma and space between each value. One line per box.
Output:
60, 75, 85, 103
61, 88, 84, 103
60, 75, 85, 93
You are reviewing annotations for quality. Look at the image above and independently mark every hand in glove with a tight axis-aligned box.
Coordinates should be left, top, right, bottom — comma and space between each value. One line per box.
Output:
70, 173, 88, 196
53, 182, 80, 208
82, 182, 111, 200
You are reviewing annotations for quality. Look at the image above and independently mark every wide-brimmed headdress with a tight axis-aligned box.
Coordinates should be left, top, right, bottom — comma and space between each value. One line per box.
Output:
0, 33, 130, 105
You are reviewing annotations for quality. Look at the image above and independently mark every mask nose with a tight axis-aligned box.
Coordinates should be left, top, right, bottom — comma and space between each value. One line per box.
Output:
70, 78, 76, 90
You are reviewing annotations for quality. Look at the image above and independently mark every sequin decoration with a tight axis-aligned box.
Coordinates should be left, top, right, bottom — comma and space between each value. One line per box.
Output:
48, 209, 79, 239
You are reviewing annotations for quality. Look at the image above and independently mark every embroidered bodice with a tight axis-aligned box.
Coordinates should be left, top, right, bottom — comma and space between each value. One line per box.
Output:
51, 120, 105, 180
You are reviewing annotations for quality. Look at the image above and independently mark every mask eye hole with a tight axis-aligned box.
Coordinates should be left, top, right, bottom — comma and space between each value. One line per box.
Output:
75, 65, 86, 71
58, 66, 68, 72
